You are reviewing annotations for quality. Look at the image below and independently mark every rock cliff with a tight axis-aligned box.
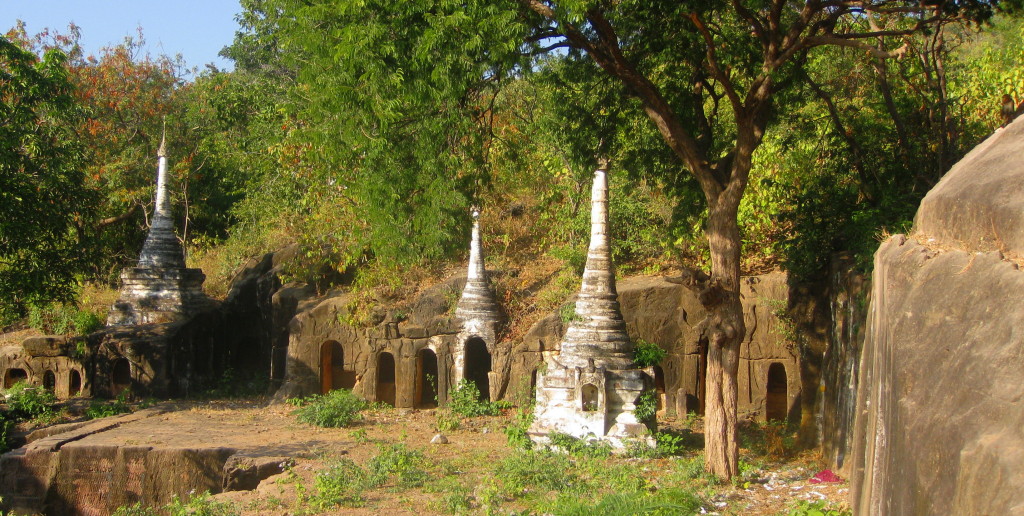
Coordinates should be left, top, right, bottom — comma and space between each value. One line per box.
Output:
851, 118, 1024, 515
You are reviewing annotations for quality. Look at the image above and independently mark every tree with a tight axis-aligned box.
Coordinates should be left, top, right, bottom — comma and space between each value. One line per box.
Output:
0, 36, 92, 319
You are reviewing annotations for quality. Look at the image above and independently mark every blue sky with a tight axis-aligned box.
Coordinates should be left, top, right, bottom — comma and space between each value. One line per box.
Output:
1, 1, 242, 72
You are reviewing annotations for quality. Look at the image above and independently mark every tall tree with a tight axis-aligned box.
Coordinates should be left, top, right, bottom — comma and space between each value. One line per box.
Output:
0, 36, 92, 318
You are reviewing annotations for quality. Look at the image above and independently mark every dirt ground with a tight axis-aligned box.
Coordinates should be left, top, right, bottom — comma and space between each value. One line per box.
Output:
39, 398, 850, 515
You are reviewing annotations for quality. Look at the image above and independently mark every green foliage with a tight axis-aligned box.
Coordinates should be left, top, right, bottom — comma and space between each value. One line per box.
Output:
0, 36, 92, 312
504, 404, 535, 451
4, 381, 57, 421
559, 302, 581, 324
85, 390, 133, 420
447, 379, 500, 418
546, 432, 612, 459
26, 301, 102, 336
114, 492, 238, 516
787, 499, 853, 516
540, 487, 704, 516
633, 390, 657, 427
308, 458, 370, 509
367, 443, 429, 488
293, 389, 368, 428
633, 340, 667, 368
494, 450, 580, 496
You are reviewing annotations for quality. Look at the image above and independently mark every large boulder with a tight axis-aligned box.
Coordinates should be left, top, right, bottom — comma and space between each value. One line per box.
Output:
851, 118, 1024, 515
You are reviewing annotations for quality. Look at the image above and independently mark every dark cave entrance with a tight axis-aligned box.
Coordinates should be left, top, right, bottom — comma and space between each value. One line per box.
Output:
376, 352, 396, 406
416, 348, 439, 408
766, 362, 788, 422
464, 337, 491, 401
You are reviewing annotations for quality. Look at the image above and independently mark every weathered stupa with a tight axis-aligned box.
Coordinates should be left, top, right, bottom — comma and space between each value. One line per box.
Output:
453, 208, 503, 400
529, 167, 653, 447
107, 133, 212, 326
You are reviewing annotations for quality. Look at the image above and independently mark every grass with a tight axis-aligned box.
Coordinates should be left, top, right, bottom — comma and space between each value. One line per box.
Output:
292, 388, 368, 428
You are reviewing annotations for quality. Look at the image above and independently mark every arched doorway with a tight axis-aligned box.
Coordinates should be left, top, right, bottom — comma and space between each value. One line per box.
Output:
320, 341, 344, 394
464, 337, 491, 401
69, 370, 82, 396
416, 349, 438, 408
766, 362, 788, 422
376, 352, 396, 406
4, 368, 27, 388
111, 358, 131, 396
43, 370, 56, 391
653, 365, 667, 416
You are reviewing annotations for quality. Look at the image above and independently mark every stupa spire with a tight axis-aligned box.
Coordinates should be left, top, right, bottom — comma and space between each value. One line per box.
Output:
455, 207, 501, 323
136, 125, 185, 269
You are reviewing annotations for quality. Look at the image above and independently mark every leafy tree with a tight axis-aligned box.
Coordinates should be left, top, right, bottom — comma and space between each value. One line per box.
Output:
0, 35, 93, 319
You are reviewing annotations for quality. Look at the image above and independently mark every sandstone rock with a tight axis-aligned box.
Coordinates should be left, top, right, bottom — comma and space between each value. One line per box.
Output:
430, 433, 449, 444
851, 117, 1024, 515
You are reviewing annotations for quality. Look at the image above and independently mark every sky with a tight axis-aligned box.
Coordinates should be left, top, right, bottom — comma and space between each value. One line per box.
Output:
1, 0, 242, 72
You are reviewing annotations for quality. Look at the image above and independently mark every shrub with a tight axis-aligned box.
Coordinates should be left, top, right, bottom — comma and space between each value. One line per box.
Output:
787, 499, 852, 516
85, 390, 132, 419
633, 339, 666, 368
494, 450, 579, 497
546, 432, 612, 459
367, 443, 429, 488
309, 458, 370, 509
4, 381, 57, 421
504, 405, 535, 450
447, 380, 500, 418
633, 390, 657, 426
294, 389, 368, 428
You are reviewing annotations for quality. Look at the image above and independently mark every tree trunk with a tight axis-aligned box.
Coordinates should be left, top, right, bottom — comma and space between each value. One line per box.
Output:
702, 197, 745, 479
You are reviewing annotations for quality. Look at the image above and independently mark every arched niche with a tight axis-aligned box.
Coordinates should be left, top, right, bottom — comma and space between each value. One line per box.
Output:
416, 348, 439, 408
463, 337, 491, 401
111, 358, 131, 396
43, 370, 56, 391
376, 352, 396, 406
581, 383, 600, 412
69, 370, 82, 396
4, 368, 27, 389
320, 341, 343, 394
765, 362, 788, 422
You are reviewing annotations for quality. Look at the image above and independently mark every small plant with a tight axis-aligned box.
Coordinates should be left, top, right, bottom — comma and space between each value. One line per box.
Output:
308, 458, 370, 509
367, 442, 429, 488
435, 408, 461, 432
494, 450, 579, 498
294, 389, 368, 428
164, 491, 239, 516
4, 381, 57, 421
559, 302, 581, 323
546, 432, 612, 459
504, 404, 535, 451
633, 339, 667, 367
85, 389, 133, 419
633, 389, 657, 427
447, 379, 500, 418
787, 499, 852, 516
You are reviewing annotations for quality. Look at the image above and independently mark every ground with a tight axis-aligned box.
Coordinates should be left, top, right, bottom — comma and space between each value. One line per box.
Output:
16, 398, 851, 515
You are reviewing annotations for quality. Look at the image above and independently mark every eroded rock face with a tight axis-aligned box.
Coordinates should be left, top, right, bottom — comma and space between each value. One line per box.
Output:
851, 118, 1024, 515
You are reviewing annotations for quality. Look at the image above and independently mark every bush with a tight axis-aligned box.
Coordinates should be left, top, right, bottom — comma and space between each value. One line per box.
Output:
633, 339, 666, 368
546, 432, 612, 459
633, 390, 657, 426
27, 302, 103, 336
294, 389, 368, 428
85, 390, 133, 419
367, 442, 429, 488
494, 450, 579, 497
447, 379, 500, 418
309, 458, 370, 509
4, 381, 57, 421
504, 404, 535, 450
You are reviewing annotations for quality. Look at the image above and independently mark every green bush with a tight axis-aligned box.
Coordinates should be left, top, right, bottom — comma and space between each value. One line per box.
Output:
546, 432, 612, 459
367, 442, 429, 488
85, 390, 133, 419
541, 486, 704, 515
294, 389, 368, 428
633, 339, 666, 368
504, 405, 535, 450
494, 450, 580, 497
113, 491, 238, 516
4, 381, 57, 421
633, 390, 657, 426
27, 302, 103, 336
447, 379, 500, 418
309, 458, 370, 509
787, 499, 852, 516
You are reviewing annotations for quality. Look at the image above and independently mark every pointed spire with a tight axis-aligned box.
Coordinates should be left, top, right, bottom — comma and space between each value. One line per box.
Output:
136, 126, 185, 269
456, 207, 501, 323
157, 121, 167, 157
558, 166, 633, 369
